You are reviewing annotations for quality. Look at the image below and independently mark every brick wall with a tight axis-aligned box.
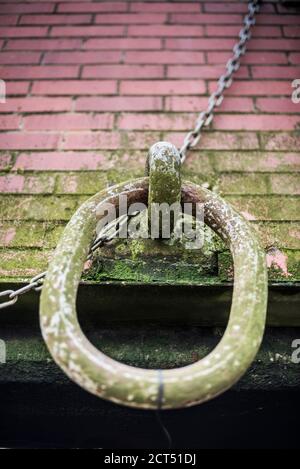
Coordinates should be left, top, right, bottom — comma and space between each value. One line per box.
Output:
0, 0, 299, 282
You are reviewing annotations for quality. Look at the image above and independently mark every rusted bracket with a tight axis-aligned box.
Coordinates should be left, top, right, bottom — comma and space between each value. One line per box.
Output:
40, 172, 268, 410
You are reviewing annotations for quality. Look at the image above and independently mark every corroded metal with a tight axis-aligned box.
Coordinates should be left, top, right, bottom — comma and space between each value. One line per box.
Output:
146, 141, 181, 238
40, 178, 268, 410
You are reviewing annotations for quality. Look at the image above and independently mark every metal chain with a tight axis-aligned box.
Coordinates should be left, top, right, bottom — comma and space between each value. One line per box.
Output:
180, 0, 260, 163
0, 0, 261, 309
0, 211, 139, 309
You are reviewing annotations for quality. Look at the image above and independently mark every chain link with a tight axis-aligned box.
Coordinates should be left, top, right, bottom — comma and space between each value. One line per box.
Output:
0, 0, 261, 309
179, 0, 260, 163
0, 211, 139, 310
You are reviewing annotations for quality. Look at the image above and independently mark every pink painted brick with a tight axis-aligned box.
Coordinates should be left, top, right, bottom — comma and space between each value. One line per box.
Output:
13, 152, 114, 171
83, 38, 161, 50
0, 66, 79, 79
165, 96, 254, 113
83, 65, 164, 79
165, 38, 236, 50
5, 82, 30, 95
208, 81, 292, 96
50, 26, 125, 37
168, 65, 248, 79
164, 131, 259, 150
0, 97, 72, 113
32, 80, 117, 96
256, 98, 300, 114
206, 25, 281, 37
248, 39, 300, 51
5, 38, 82, 50
213, 115, 300, 131
0, 174, 55, 194
207, 51, 288, 65
0, 3, 55, 14
0, 51, 41, 64
257, 14, 300, 25
289, 53, 300, 65
0, 115, 20, 130
0, 133, 60, 150
128, 25, 204, 36
44, 51, 121, 64
20, 14, 93, 25
24, 113, 114, 131
283, 26, 300, 38
76, 96, 162, 112
251, 66, 300, 79
62, 132, 121, 150
95, 13, 166, 24
120, 80, 205, 95
0, 27, 48, 37
171, 14, 243, 24
58, 2, 127, 13
0, 153, 12, 170
118, 113, 198, 131
125, 51, 204, 64
131, 3, 200, 13
0, 15, 18, 25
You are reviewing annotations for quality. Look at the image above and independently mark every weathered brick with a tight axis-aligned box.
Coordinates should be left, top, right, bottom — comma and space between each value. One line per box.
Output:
0, 3, 55, 14
170, 14, 244, 24
164, 131, 259, 150
0, 65, 79, 79
289, 53, 300, 64
0, 222, 46, 248
5, 38, 82, 50
256, 98, 300, 113
20, 14, 93, 25
0, 15, 18, 26
120, 80, 205, 95
0, 133, 60, 150
206, 25, 281, 37
209, 152, 300, 173
204, 3, 274, 13
219, 173, 300, 195
125, 51, 204, 64
168, 65, 248, 79
62, 132, 121, 150
0, 174, 55, 194
50, 26, 125, 37
226, 196, 299, 221
118, 113, 196, 131
24, 114, 113, 131
83, 65, 164, 79
128, 25, 204, 36
283, 26, 300, 38
83, 38, 161, 50
0, 27, 48, 37
95, 13, 166, 24
0, 51, 41, 64
76, 96, 162, 112
5, 82, 30, 95
0, 249, 51, 279
165, 38, 237, 50
32, 80, 116, 95
260, 133, 300, 151
0, 115, 20, 130
0, 153, 13, 171
251, 66, 300, 79
58, 2, 127, 13
207, 51, 288, 65
131, 3, 200, 13
208, 81, 292, 96
213, 115, 300, 131
44, 51, 121, 64
55, 172, 108, 194
0, 97, 72, 113
165, 96, 253, 112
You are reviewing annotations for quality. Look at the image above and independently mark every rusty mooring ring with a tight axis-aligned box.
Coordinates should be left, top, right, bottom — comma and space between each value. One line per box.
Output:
40, 178, 267, 409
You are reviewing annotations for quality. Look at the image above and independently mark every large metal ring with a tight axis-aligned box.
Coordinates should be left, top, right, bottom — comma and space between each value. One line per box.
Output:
40, 178, 267, 409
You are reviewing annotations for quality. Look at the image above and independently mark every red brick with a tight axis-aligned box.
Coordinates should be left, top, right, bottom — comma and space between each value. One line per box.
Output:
248, 39, 300, 50
5, 82, 30, 96
0, 51, 41, 64
257, 14, 300, 25
125, 51, 204, 64
164, 131, 259, 150
58, 2, 127, 13
0, 15, 18, 25
165, 96, 254, 112
0, 115, 20, 130
62, 132, 121, 150
290, 53, 300, 65
20, 14, 93, 25
5, 38, 82, 50
213, 115, 300, 131
256, 98, 300, 114
50, 26, 125, 37
128, 25, 204, 36
0, 3, 55, 14
0, 133, 60, 150
76, 96, 162, 112
251, 66, 300, 79
83, 65, 164, 79
24, 113, 113, 131
208, 81, 292, 96
165, 38, 237, 50
0, 97, 72, 113
206, 25, 281, 37
0, 27, 48, 37
204, 3, 274, 13
44, 51, 121, 64
168, 65, 248, 79
118, 113, 200, 131
171, 14, 243, 24
207, 51, 288, 65
120, 80, 205, 95
13, 152, 111, 171
83, 37, 161, 50
95, 13, 166, 24
283, 26, 300, 38
0, 174, 55, 194
32, 80, 116, 96
131, 3, 200, 13
0, 66, 79, 79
